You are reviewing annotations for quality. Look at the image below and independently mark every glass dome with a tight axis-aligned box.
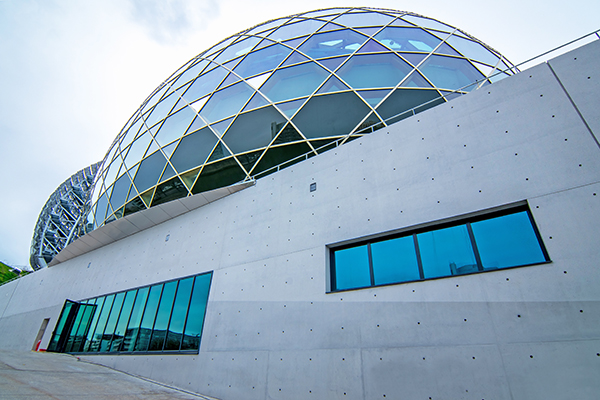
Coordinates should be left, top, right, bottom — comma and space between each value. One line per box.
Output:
88, 7, 515, 230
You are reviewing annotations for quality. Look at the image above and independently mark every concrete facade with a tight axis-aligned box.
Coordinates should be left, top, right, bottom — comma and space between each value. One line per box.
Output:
1, 41, 599, 400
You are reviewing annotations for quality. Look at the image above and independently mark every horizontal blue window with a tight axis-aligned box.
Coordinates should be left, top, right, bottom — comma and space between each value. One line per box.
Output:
330, 205, 549, 292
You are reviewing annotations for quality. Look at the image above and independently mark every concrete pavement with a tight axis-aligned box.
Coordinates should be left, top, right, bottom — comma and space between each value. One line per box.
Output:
0, 350, 218, 400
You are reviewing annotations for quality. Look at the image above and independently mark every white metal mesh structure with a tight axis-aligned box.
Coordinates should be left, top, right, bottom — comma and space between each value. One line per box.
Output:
88, 7, 515, 231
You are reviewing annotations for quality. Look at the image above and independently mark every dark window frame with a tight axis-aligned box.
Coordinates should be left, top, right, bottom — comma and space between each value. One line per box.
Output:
329, 203, 550, 293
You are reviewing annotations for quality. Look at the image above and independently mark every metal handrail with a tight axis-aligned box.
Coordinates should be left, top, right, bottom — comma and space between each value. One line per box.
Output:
248, 29, 600, 181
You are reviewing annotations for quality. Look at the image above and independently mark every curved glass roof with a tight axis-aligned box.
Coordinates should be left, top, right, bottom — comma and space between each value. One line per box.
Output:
88, 7, 515, 230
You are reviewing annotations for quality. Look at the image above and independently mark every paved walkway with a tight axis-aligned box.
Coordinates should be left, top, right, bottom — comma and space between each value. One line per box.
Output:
0, 350, 218, 400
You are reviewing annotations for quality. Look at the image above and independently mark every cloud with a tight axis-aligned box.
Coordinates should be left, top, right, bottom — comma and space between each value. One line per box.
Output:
127, 0, 220, 44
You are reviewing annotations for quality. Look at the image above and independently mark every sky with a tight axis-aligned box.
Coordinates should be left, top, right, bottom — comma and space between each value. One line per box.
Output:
0, 0, 598, 269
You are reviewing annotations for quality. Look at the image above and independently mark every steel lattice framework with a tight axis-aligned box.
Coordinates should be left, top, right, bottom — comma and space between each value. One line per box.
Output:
88, 7, 516, 231
29, 163, 99, 270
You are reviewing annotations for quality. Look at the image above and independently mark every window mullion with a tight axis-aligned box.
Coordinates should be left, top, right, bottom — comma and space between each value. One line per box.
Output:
367, 242, 375, 287
466, 222, 484, 271
413, 234, 424, 280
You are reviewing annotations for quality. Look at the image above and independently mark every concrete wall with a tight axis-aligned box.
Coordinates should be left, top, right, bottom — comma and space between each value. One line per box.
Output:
1, 41, 599, 400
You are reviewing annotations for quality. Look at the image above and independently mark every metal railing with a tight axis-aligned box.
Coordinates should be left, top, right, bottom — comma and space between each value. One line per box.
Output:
247, 29, 600, 181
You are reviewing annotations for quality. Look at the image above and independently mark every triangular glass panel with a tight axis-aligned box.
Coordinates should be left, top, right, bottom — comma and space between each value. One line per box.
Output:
246, 72, 271, 90
400, 52, 428, 66
125, 182, 139, 203
159, 163, 176, 183
282, 37, 307, 49
235, 150, 263, 174
189, 96, 209, 113
357, 89, 391, 108
268, 19, 326, 42
400, 71, 432, 88
210, 117, 234, 137
316, 76, 350, 94
272, 122, 304, 145
162, 140, 178, 158
242, 93, 270, 112
151, 176, 189, 207
253, 38, 277, 51
357, 39, 389, 53
390, 17, 412, 27
434, 42, 461, 57
354, 111, 384, 133
275, 98, 306, 118
403, 15, 453, 33
245, 18, 290, 36
140, 188, 155, 207
355, 27, 382, 37
206, 141, 231, 163
145, 139, 160, 156
317, 22, 345, 32
217, 72, 240, 90
473, 62, 494, 77
318, 56, 348, 72
222, 58, 240, 71
192, 157, 246, 195
185, 115, 207, 134
180, 167, 201, 190
127, 162, 140, 183
281, 51, 310, 67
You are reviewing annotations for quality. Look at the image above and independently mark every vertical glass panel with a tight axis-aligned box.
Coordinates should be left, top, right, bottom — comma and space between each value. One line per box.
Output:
222, 106, 286, 154
199, 82, 254, 123
149, 281, 177, 351
83, 297, 104, 352
135, 284, 163, 352
298, 29, 368, 59
132, 151, 167, 194
337, 53, 412, 89
374, 27, 440, 52
154, 107, 197, 147
334, 245, 371, 290
100, 292, 124, 352
260, 62, 329, 103
419, 55, 484, 91
181, 273, 212, 351
110, 290, 136, 352
182, 66, 228, 103
47, 301, 76, 352
471, 211, 546, 270
164, 277, 194, 350
371, 236, 420, 285
292, 92, 370, 138
89, 294, 114, 352
66, 304, 94, 353
122, 287, 149, 352
417, 225, 477, 279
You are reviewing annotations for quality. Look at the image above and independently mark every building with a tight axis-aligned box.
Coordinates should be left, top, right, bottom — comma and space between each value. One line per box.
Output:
2, 7, 600, 400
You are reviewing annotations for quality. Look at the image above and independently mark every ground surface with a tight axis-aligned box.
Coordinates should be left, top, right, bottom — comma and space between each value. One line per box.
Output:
0, 350, 218, 400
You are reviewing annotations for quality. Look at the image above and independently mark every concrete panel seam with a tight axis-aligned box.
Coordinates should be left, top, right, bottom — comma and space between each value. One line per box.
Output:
0, 279, 20, 320
528, 180, 600, 199
546, 62, 600, 150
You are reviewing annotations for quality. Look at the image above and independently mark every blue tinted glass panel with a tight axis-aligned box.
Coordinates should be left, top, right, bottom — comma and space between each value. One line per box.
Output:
154, 107, 197, 147
182, 66, 228, 103
298, 29, 368, 59
417, 225, 477, 279
374, 27, 440, 52
222, 106, 286, 153
149, 281, 177, 351
419, 55, 485, 91
260, 63, 329, 102
371, 236, 420, 285
173, 59, 208, 89
100, 292, 124, 352
445, 35, 499, 66
334, 245, 370, 290
135, 284, 162, 352
233, 44, 292, 79
90, 294, 114, 352
133, 151, 167, 194
122, 287, 149, 352
472, 211, 546, 270
332, 11, 395, 27
337, 53, 412, 89
268, 19, 326, 41
200, 82, 254, 123
164, 277, 194, 351
109, 173, 131, 211
83, 297, 104, 352
123, 133, 152, 168
213, 36, 261, 64
170, 127, 218, 173
181, 273, 212, 351
146, 93, 179, 127
110, 290, 136, 352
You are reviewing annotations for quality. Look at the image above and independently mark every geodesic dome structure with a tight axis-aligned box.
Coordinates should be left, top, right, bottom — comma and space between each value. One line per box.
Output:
88, 7, 515, 231
30, 163, 99, 270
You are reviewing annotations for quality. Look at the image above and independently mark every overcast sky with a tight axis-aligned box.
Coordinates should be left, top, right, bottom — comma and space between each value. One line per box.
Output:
0, 0, 598, 269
